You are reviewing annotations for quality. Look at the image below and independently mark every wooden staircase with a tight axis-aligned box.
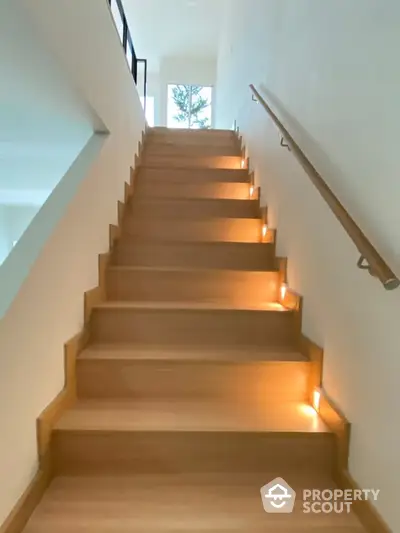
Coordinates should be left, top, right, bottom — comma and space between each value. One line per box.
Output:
22, 128, 365, 532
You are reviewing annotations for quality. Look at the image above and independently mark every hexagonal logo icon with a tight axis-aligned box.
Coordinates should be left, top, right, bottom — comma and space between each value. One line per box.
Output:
260, 478, 296, 513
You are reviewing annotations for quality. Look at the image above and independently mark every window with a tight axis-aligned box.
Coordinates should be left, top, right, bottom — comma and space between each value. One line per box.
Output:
167, 85, 212, 129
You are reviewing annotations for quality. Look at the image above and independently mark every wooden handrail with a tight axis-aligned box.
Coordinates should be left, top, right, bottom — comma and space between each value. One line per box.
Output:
249, 84, 399, 290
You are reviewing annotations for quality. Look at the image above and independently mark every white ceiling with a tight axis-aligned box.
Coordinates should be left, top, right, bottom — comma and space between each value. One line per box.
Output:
122, 0, 226, 70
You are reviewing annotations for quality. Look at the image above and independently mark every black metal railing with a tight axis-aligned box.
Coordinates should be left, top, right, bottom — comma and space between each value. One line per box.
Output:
108, 0, 147, 108
137, 58, 148, 114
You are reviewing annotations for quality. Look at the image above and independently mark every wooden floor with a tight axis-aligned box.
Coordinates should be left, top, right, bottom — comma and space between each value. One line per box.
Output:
22, 128, 366, 532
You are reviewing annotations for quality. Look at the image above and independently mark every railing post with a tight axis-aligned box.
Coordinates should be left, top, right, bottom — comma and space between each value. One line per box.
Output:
143, 59, 148, 107
132, 51, 138, 83
122, 17, 128, 52
137, 59, 148, 114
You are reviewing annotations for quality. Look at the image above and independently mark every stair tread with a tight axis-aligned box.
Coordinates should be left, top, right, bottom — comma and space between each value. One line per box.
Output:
31, 472, 339, 490
129, 197, 259, 220
23, 474, 365, 533
137, 179, 248, 183
117, 239, 272, 247
112, 241, 276, 271
106, 265, 279, 273
141, 157, 242, 171
142, 156, 241, 161
94, 301, 288, 312
132, 196, 255, 203
126, 216, 260, 223
138, 175, 250, 185
121, 219, 268, 244
134, 183, 250, 200
79, 344, 307, 362
55, 400, 329, 433
124, 238, 268, 246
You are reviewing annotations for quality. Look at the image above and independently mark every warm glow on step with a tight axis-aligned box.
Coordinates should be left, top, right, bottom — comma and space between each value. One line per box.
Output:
300, 404, 317, 417
249, 185, 254, 198
241, 158, 246, 169
262, 224, 268, 238
280, 283, 287, 300
313, 388, 321, 413
299, 404, 320, 431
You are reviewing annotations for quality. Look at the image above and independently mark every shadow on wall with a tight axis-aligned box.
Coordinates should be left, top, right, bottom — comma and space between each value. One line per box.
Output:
257, 83, 399, 274
0, 206, 39, 265
0, 133, 107, 320
0, 1, 102, 265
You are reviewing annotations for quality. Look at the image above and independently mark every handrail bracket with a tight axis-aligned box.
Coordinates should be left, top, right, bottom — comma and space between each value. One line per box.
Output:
357, 255, 376, 277
280, 136, 291, 152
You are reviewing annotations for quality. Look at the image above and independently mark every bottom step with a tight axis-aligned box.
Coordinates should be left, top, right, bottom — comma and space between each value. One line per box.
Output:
23, 475, 365, 532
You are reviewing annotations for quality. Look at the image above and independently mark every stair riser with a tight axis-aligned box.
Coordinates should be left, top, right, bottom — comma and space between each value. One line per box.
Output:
106, 269, 279, 304
90, 308, 296, 345
146, 141, 239, 153
148, 129, 237, 141
136, 168, 249, 184
52, 431, 334, 475
141, 155, 242, 170
77, 360, 309, 402
122, 218, 263, 243
112, 242, 275, 270
130, 199, 259, 219
144, 145, 240, 157
134, 181, 251, 200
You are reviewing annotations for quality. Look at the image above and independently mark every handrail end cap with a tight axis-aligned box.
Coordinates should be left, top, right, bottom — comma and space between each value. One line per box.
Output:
384, 278, 400, 290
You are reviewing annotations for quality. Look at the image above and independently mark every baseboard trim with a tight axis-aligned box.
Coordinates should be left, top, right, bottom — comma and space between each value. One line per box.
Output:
300, 336, 390, 532
335, 469, 392, 533
300, 335, 350, 472
88, 164, 141, 321
319, 389, 351, 472
37, 330, 88, 464
275, 256, 303, 337
0, 465, 51, 533
299, 335, 324, 405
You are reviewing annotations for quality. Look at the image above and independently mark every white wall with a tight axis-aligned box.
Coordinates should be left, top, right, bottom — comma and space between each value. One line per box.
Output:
0, 1, 97, 206
216, 0, 400, 529
0, 0, 145, 525
0, 207, 8, 264
5, 206, 39, 246
122, 0, 225, 71
0, 205, 39, 264
145, 72, 163, 126
150, 56, 217, 126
